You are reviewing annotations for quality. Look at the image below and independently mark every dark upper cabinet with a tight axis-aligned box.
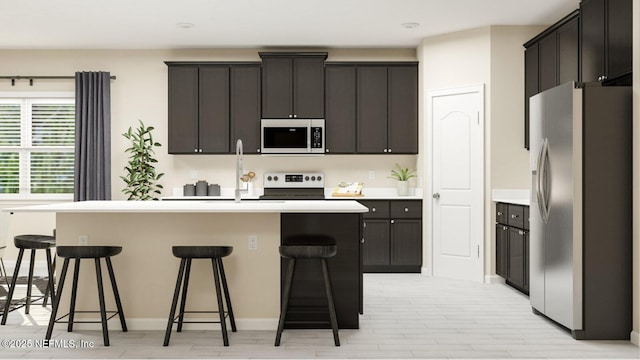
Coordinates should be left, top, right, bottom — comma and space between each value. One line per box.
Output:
581, 0, 632, 83
388, 66, 418, 154
325, 65, 357, 153
357, 66, 388, 153
523, 10, 579, 150
168, 66, 199, 154
230, 65, 261, 154
166, 62, 261, 154
260, 52, 327, 119
356, 64, 418, 154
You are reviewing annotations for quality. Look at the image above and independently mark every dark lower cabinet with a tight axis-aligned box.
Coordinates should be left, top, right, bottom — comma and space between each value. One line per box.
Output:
495, 202, 529, 295
280, 213, 362, 329
361, 200, 422, 273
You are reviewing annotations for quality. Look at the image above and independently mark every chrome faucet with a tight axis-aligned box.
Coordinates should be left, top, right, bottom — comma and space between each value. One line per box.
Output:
235, 139, 247, 202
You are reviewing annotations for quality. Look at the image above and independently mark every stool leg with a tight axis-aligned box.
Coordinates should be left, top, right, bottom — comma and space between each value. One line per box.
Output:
275, 258, 296, 346
0, 258, 10, 289
1, 248, 25, 325
43, 249, 55, 307
105, 257, 127, 332
211, 258, 229, 346
94, 258, 110, 346
46, 258, 70, 340
177, 258, 192, 332
321, 259, 340, 346
164, 258, 186, 346
67, 258, 81, 332
25, 249, 36, 314
217, 258, 236, 332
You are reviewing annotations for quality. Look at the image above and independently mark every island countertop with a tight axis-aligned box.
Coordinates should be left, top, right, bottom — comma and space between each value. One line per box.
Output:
3, 199, 368, 214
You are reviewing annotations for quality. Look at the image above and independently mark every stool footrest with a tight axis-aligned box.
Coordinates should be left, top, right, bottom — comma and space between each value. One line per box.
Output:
172, 310, 230, 324
53, 310, 121, 324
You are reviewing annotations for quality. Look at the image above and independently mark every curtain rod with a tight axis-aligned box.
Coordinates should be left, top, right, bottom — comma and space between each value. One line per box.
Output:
0, 75, 117, 86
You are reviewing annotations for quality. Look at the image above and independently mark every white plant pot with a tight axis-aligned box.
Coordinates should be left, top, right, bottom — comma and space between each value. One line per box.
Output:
396, 181, 409, 196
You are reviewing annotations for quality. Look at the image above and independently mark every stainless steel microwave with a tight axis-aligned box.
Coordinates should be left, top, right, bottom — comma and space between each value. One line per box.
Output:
260, 119, 325, 154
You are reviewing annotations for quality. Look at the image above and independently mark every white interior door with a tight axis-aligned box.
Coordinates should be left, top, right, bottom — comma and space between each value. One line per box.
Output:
428, 85, 484, 282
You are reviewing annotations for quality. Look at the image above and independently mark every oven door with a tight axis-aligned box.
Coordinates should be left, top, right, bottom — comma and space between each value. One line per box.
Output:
261, 119, 314, 154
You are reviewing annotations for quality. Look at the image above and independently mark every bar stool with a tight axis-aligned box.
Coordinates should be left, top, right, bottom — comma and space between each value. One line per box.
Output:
164, 246, 236, 346
1, 234, 56, 325
275, 235, 340, 347
45, 246, 127, 347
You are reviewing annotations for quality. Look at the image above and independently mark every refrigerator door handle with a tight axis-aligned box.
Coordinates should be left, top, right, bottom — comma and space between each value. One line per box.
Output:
535, 139, 546, 222
540, 138, 551, 223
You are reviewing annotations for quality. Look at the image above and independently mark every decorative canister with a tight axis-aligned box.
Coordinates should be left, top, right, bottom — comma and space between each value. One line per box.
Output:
183, 184, 196, 196
208, 184, 221, 196
195, 180, 208, 196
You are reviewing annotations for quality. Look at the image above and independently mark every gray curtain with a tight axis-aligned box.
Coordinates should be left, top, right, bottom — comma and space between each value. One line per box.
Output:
74, 72, 111, 201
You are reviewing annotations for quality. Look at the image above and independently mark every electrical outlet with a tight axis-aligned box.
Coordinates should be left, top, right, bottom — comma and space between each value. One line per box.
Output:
79, 235, 88, 246
190, 170, 198, 180
248, 235, 258, 250
368, 170, 376, 180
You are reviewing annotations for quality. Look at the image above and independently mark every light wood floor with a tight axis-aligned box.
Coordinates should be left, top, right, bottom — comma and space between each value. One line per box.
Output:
1, 274, 638, 359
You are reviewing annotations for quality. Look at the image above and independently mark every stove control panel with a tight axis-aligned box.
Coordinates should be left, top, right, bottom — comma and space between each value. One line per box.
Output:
263, 172, 324, 188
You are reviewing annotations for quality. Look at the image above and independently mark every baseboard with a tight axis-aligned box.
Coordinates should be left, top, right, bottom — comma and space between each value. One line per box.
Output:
485, 274, 506, 284
55, 317, 279, 331
631, 330, 639, 346
421, 266, 432, 276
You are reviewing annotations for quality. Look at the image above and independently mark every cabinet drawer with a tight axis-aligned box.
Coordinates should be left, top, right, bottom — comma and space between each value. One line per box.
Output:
358, 201, 389, 219
496, 203, 508, 224
508, 204, 525, 229
390, 201, 422, 219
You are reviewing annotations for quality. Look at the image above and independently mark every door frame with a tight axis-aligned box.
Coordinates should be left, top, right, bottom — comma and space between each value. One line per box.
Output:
425, 84, 485, 281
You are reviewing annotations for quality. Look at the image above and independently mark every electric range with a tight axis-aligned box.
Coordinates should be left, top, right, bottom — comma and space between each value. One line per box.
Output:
259, 172, 325, 200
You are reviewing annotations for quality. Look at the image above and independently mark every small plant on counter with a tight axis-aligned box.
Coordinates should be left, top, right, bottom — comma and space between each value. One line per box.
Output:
121, 120, 164, 200
389, 163, 416, 181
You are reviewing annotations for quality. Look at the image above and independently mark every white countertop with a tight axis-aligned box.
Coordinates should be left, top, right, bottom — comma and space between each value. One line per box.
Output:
492, 189, 530, 206
163, 187, 423, 201
3, 200, 369, 214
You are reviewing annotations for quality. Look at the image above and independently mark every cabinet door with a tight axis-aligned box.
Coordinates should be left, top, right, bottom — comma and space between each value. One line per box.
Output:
230, 65, 261, 154
524, 231, 530, 292
581, 0, 606, 82
199, 66, 230, 153
387, 66, 418, 154
293, 57, 325, 118
168, 66, 199, 154
524, 44, 539, 150
558, 16, 579, 84
325, 66, 356, 153
390, 219, 422, 267
261, 57, 292, 118
362, 220, 390, 266
538, 32, 558, 92
507, 228, 526, 290
495, 224, 509, 278
606, 0, 632, 80
496, 202, 509, 225
357, 67, 388, 153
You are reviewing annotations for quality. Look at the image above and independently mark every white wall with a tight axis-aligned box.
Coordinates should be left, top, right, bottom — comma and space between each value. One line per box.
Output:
0, 48, 418, 262
418, 25, 542, 275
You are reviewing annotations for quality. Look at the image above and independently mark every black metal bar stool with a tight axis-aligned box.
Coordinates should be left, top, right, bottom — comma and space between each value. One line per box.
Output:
45, 246, 127, 347
164, 246, 236, 347
275, 235, 340, 347
1, 234, 56, 325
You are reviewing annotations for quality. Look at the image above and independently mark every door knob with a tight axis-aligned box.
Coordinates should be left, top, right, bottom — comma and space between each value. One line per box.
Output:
433, 193, 440, 199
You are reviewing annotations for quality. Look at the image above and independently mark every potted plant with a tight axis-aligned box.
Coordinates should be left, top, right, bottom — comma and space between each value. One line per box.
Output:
121, 120, 164, 200
389, 163, 416, 196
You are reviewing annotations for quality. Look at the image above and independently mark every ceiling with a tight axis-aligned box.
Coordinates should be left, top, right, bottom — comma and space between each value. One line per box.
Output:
1, 0, 580, 49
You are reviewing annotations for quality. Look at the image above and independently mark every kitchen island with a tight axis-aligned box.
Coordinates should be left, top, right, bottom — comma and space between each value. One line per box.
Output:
4, 200, 367, 331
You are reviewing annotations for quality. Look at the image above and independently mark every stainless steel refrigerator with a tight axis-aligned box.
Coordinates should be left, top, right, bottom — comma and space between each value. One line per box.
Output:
529, 81, 632, 340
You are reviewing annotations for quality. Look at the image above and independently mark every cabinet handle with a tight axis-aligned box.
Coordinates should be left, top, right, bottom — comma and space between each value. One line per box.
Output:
194, 149, 198, 153
497, 211, 502, 216
257, 149, 261, 153
326, 148, 330, 153
511, 214, 519, 219
372, 208, 376, 212
199, 149, 203, 153
390, 220, 395, 224
519, 230, 525, 235
383, 149, 388, 153
502, 226, 508, 231
363, 222, 367, 228
289, 114, 293, 118
361, 238, 365, 243
404, 207, 409, 212
293, 114, 297, 118
388, 149, 392, 153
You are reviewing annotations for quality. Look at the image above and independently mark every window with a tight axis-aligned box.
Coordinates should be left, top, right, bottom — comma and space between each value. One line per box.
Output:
0, 94, 75, 199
